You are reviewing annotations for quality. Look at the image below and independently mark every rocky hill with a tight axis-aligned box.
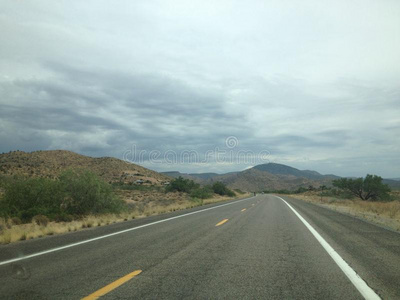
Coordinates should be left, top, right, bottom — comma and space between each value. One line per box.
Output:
0, 150, 170, 185
163, 164, 329, 192
207, 168, 320, 192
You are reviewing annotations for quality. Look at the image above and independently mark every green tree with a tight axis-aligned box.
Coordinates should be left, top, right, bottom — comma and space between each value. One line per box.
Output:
332, 174, 391, 201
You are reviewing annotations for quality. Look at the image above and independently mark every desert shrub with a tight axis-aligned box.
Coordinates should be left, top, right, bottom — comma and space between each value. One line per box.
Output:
211, 182, 235, 197
294, 187, 308, 194
11, 217, 22, 225
166, 176, 199, 193
1, 177, 64, 222
19, 232, 27, 241
32, 215, 49, 227
0, 169, 125, 222
52, 213, 74, 223
60, 169, 125, 215
0, 217, 6, 232
320, 188, 354, 199
190, 186, 213, 199
112, 183, 162, 192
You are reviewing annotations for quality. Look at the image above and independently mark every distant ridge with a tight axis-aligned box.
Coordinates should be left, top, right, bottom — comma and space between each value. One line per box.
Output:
162, 163, 336, 191
167, 163, 400, 191
252, 163, 339, 180
382, 179, 400, 190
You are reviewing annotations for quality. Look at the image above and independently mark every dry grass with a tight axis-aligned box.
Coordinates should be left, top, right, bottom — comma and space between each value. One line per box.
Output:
0, 193, 251, 244
288, 191, 400, 231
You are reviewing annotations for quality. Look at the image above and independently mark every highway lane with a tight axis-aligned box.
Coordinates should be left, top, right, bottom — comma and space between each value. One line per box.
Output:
0, 194, 399, 299
283, 195, 400, 299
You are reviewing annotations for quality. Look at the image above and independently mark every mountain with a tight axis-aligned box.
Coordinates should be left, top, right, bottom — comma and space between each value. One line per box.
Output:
253, 163, 311, 177
163, 163, 334, 192
189, 172, 219, 180
253, 163, 339, 180
383, 179, 400, 190
206, 168, 319, 192
0, 150, 169, 184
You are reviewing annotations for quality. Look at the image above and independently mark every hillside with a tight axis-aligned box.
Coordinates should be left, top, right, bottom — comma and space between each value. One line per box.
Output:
163, 163, 342, 191
163, 166, 326, 192
253, 163, 339, 180
207, 168, 321, 192
206, 164, 398, 191
161, 171, 203, 183
0, 150, 169, 184
383, 179, 400, 190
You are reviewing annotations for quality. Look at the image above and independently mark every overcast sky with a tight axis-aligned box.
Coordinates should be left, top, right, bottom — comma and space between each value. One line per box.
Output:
1, 1, 399, 177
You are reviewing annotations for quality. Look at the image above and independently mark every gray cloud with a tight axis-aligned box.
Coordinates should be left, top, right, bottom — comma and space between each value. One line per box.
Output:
0, 1, 399, 177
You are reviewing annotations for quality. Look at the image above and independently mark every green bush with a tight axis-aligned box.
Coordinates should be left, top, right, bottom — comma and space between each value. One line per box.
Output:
190, 186, 213, 199
60, 169, 125, 215
166, 176, 199, 193
295, 187, 308, 194
0, 169, 125, 222
1, 177, 64, 222
211, 182, 235, 197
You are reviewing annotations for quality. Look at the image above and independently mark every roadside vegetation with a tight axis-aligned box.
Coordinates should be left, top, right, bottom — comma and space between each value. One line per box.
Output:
0, 172, 241, 244
275, 175, 400, 231
166, 176, 236, 199
332, 174, 391, 201
263, 186, 311, 195
0, 169, 125, 223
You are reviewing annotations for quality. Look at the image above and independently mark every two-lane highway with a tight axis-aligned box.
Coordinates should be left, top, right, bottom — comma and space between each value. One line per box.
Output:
1, 195, 399, 299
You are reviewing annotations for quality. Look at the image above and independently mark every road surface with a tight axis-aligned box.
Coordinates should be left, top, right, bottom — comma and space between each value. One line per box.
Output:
1, 194, 399, 299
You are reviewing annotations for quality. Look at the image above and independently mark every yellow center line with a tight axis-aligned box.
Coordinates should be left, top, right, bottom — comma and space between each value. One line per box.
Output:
82, 270, 142, 300
241, 208, 246, 212
215, 219, 229, 226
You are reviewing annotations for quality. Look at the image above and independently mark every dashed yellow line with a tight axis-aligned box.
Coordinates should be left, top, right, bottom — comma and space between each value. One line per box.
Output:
82, 270, 142, 300
241, 208, 246, 212
215, 219, 229, 226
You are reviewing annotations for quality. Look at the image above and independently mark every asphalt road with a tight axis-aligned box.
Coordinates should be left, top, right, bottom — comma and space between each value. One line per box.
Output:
1, 194, 400, 299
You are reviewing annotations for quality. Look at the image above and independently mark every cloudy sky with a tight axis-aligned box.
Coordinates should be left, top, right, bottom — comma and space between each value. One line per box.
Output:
1, 1, 399, 177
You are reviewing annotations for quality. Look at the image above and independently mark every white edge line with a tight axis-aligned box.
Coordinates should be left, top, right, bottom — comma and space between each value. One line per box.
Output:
275, 195, 380, 300
0, 196, 256, 266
